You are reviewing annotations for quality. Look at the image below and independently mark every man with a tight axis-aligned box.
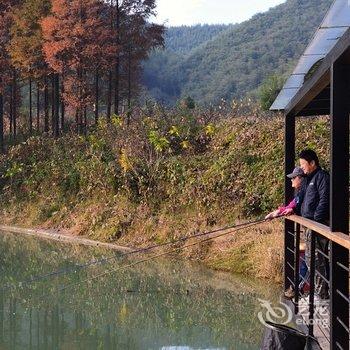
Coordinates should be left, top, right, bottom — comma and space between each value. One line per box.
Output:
299, 149, 330, 299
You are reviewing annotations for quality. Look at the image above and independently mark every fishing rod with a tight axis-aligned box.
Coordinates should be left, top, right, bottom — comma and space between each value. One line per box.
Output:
2, 217, 269, 292
2, 215, 261, 309
58, 218, 267, 293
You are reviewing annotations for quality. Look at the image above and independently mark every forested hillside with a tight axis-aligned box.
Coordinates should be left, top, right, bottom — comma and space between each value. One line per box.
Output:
160, 24, 232, 54
142, 24, 232, 103
142, 0, 333, 105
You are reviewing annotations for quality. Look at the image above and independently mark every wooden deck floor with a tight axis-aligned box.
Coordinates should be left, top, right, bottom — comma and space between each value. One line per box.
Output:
297, 297, 330, 350
283, 297, 330, 349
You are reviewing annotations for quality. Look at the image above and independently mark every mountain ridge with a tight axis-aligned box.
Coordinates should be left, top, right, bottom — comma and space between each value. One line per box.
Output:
142, 0, 333, 105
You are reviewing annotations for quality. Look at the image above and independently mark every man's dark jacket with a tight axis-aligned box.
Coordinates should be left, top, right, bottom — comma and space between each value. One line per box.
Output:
300, 167, 330, 224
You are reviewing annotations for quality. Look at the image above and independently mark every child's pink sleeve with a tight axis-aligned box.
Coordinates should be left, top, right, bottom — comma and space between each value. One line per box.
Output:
277, 199, 296, 214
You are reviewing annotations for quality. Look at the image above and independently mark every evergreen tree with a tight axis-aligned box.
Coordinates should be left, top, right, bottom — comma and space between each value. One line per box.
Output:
259, 75, 284, 111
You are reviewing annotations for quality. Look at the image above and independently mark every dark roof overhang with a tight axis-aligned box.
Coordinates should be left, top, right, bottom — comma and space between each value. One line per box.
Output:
285, 27, 350, 117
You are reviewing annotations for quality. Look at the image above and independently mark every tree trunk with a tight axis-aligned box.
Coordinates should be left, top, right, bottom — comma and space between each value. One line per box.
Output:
36, 82, 40, 132
61, 79, 65, 132
75, 109, 79, 133
77, 66, 84, 134
106, 0, 114, 121
9, 83, 13, 139
127, 48, 132, 126
29, 77, 33, 134
79, 110, 83, 135
44, 76, 49, 132
54, 74, 60, 138
114, 57, 120, 116
106, 71, 112, 120
51, 75, 55, 135
114, 1, 120, 115
0, 91, 4, 154
12, 71, 17, 139
83, 106, 87, 135
95, 69, 99, 124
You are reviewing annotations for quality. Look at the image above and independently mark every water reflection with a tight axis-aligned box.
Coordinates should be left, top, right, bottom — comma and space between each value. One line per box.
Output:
0, 230, 279, 350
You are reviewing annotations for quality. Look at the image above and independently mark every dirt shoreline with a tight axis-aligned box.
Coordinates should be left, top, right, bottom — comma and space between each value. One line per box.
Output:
0, 224, 133, 252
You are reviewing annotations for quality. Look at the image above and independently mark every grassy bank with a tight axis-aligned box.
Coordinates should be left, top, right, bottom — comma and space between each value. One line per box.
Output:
0, 104, 330, 282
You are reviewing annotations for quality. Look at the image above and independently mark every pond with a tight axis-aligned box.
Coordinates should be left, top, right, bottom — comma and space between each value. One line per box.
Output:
0, 230, 281, 350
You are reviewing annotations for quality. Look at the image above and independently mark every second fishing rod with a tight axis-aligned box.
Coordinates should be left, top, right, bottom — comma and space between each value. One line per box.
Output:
3, 217, 269, 291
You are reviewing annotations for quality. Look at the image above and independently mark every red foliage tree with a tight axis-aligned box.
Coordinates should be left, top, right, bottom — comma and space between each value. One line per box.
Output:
0, 1, 19, 90
41, 0, 119, 132
0, 0, 21, 151
9, 0, 52, 133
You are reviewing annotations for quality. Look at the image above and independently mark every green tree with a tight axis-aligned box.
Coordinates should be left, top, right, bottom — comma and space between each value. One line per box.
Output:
259, 74, 284, 111
180, 96, 195, 109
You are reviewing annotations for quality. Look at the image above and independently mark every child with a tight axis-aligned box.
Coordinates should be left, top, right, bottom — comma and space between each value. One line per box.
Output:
265, 166, 308, 299
265, 166, 305, 220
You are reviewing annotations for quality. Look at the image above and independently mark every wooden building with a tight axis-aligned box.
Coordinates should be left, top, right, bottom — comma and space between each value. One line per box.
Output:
271, 1, 350, 348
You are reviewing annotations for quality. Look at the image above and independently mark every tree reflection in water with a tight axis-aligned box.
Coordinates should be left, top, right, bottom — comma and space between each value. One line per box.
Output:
0, 230, 279, 350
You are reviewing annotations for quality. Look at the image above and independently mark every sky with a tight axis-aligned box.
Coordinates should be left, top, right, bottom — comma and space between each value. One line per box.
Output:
153, 0, 286, 26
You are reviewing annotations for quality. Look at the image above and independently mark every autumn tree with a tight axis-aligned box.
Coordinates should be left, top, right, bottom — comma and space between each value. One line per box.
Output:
109, 0, 136, 117
101, 0, 164, 119
119, 3, 164, 122
9, 0, 52, 134
111, 0, 135, 117
42, 0, 119, 133
0, 0, 165, 151
0, 0, 21, 152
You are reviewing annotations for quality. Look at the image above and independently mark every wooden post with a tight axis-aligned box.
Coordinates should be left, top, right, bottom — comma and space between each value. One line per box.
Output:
330, 60, 350, 350
284, 112, 295, 290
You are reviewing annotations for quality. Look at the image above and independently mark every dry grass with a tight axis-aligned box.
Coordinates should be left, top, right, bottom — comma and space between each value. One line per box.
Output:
0, 196, 285, 283
204, 220, 284, 282
3, 113, 311, 283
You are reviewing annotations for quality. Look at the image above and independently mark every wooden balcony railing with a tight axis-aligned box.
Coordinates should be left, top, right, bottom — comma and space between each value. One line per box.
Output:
288, 215, 350, 250
283, 215, 349, 350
